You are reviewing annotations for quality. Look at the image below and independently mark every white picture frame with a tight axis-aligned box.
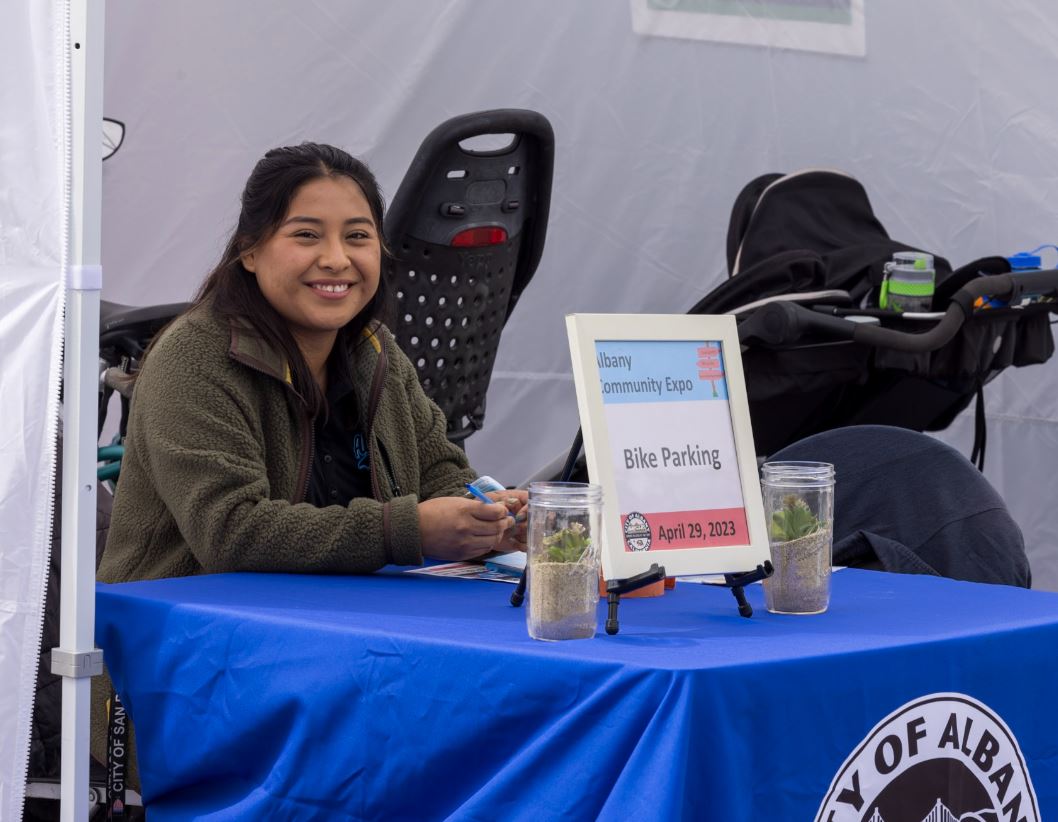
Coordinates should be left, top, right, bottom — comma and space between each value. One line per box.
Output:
565, 313, 769, 580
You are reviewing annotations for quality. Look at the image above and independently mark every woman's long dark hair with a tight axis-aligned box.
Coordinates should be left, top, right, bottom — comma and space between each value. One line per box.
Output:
193, 142, 392, 418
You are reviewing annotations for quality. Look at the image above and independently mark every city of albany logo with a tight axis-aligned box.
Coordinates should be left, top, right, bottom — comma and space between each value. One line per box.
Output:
816, 694, 1038, 822
622, 511, 652, 551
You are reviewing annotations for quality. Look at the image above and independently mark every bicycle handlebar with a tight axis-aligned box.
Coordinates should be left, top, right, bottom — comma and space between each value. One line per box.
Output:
738, 271, 1058, 354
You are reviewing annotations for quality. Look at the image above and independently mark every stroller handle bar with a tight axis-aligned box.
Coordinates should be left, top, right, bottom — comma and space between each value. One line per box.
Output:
738, 270, 1058, 354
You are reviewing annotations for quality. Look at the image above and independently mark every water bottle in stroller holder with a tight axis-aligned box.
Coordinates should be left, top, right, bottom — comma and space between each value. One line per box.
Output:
975, 245, 1058, 310
879, 251, 936, 313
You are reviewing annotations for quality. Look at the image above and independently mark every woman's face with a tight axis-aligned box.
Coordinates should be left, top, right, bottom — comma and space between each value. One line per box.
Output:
241, 175, 382, 352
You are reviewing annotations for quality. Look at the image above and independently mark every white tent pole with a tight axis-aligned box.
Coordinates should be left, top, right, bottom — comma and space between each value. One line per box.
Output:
54, 0, 105, 820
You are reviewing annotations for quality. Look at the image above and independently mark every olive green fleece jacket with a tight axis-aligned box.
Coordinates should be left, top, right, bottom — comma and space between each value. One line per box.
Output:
98, 303, 477, 583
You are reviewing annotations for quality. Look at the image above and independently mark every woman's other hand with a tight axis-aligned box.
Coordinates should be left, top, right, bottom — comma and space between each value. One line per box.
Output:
418, 497, 511, 561
487, 488, 528, 553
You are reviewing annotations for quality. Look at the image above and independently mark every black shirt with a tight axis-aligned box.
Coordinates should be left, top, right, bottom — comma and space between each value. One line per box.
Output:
306, 369, 374, 508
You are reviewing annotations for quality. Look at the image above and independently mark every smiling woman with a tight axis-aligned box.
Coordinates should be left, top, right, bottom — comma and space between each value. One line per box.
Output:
92, 142, 529, 790
98, 143, 526, 584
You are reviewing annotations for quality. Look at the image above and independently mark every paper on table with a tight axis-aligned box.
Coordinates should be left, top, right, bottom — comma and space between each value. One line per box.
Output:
404, 562, 519, 584
483, 551, 526, 573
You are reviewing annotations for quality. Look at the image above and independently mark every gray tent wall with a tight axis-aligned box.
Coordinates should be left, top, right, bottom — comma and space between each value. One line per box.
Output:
99, 0, 1058, 588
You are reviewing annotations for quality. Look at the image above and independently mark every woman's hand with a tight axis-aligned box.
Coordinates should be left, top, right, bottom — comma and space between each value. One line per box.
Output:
487, 488, 528, 553
418, 497, 511, 561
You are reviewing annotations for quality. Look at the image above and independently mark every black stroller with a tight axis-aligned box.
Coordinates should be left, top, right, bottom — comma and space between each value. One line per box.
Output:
694, 168, 1058, 466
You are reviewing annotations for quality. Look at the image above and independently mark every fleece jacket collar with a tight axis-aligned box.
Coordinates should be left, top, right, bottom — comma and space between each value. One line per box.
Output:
226, 317, 383, 390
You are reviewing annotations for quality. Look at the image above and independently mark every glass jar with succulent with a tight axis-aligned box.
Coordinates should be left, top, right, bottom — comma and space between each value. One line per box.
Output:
526, 483, 603, 641
761, 464, 835, 615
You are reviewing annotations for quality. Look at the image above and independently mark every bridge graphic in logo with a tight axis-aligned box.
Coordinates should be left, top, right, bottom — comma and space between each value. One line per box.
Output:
866, 797, 992, 822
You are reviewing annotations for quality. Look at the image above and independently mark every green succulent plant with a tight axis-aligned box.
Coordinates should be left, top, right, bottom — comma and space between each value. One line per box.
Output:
769, 494, 823, 542
542, 522, 592, 563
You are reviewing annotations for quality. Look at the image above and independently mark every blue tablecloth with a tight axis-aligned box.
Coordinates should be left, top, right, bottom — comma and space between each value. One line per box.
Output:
96, 570, 1058, 821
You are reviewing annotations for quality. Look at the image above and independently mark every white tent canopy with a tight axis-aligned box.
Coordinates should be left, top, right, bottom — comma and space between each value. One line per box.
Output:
4, 0, 1058, 818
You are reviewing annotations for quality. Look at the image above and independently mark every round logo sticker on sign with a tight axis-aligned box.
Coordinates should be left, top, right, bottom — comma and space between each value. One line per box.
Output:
816, 693, 1039, 822
622, 511, 652, 551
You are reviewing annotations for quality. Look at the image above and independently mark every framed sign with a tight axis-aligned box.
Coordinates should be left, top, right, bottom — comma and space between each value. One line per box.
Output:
565, 313, 769, 580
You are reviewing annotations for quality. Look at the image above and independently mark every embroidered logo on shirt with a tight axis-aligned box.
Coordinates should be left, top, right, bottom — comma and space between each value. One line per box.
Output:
353, 433, 369, 471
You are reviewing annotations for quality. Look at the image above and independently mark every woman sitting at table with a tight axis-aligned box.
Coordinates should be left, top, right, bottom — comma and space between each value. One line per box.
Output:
94, 142, 527, 808
98, 142, 526, 585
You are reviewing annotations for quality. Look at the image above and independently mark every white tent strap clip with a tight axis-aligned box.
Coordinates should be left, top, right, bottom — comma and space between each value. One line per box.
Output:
50, 648, 103, 678
67, 263, 102, 291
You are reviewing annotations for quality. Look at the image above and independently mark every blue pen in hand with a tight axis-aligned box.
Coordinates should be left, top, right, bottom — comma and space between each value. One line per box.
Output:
464, 482, 516, 522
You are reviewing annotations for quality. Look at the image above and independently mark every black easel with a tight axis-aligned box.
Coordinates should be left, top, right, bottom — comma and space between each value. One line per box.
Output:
603, 563, 667, 634
601, 560, 774, 635
511, 429, 776, 630
718, 561, 774, 618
